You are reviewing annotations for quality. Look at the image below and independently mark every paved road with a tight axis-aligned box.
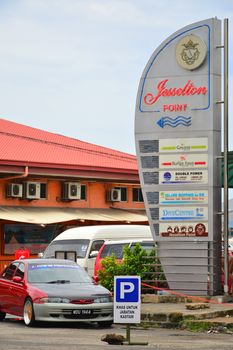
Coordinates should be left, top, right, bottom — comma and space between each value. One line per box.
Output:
1, 316, 233, 350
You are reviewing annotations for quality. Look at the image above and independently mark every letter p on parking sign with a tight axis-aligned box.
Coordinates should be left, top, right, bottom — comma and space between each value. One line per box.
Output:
114, 276, 141, 324
120, 282, 135, 300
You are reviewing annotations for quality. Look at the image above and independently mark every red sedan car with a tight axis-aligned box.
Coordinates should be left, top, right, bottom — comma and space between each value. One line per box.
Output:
0, 258, 113, 327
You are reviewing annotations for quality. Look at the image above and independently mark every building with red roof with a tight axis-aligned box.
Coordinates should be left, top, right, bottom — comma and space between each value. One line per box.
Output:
0, 119, 147, 270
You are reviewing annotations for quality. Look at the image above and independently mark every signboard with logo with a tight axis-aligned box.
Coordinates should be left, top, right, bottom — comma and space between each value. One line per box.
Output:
135, 18, 222, 295
159, 170, 208, 185
159, 153, 208, 169
159, 206, 208, 221
159, 190, 208, 204
160, 222, 208, 237
159, 137, 208, 153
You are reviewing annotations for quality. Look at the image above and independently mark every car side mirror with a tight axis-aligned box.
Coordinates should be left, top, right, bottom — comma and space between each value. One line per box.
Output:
12, 276, 23, 283
38, 252, 44, 258
89, 251, 98, 258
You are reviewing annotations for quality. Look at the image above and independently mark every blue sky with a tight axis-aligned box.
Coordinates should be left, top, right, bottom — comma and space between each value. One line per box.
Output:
0, 0, 232, 154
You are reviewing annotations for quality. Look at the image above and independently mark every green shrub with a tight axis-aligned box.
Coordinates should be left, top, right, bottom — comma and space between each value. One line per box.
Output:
97, 254, 125, 292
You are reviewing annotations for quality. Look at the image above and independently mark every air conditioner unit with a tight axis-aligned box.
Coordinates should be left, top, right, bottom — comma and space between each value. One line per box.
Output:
63, 182, 81, 200
7, 183, 23, 198
107, 189, 121, 202
24, 182, 41, 199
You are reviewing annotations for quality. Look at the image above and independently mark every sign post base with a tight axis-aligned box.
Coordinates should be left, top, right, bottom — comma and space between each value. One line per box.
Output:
123, 324, 148, 346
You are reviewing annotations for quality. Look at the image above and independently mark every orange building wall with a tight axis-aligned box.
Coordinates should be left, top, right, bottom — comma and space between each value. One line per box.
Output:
0, 179, 145, 210
0, 178, 145, 271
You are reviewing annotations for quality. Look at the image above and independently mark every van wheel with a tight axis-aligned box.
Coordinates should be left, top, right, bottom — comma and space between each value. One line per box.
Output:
98, 320, 113, 328
0, 311, 6, 321
24, 298, 35, 326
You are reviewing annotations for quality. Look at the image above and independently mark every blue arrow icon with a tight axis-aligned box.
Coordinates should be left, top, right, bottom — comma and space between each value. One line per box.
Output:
157, 116, 192, 128
157, 118, 165, 128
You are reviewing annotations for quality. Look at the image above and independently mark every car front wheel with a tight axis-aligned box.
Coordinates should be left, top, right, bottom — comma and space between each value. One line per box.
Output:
0, 311, 6, 321
23, 298, 35, 326
98, 320, 113, 328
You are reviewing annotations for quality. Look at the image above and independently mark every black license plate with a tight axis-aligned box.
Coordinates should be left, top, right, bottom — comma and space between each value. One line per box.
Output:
72, 309, 92, 316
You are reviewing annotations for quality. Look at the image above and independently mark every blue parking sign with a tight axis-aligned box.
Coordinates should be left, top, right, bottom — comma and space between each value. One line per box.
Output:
114, 276, 141, 324
115, 277, 140, 302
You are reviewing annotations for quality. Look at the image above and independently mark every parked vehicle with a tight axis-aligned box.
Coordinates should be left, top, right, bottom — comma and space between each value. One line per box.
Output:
93, 238, 155, 282
0, 258, 113, 327
229, 238, 233, 253
42, 225, 152, 277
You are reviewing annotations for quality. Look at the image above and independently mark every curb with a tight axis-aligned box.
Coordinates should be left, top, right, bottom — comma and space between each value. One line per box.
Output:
140, 296, 233, 331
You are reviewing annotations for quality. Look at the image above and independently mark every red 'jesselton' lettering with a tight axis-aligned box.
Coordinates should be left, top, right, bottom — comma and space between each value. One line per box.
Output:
144, 79, 208, 105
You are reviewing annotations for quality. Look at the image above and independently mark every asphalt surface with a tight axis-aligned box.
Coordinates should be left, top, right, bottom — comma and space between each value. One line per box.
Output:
1, 315, 233, 350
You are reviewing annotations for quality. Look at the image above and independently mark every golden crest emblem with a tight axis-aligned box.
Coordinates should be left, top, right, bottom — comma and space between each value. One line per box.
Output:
181, 39, 200, 65
176, 34, 207, 70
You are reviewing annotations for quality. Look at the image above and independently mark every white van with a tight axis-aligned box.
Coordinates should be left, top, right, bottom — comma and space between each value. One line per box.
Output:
43, 225, 152, 277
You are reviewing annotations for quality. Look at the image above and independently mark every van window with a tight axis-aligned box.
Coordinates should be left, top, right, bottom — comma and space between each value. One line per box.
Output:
44, 239, 89, 259
100, 243, 128, 259
89, 240, 104, 255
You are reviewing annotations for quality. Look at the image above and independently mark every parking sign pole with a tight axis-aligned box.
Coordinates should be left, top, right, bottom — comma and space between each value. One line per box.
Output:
124, 323, 149, 346
114, 276, 148, 346
126, 324, 131, 343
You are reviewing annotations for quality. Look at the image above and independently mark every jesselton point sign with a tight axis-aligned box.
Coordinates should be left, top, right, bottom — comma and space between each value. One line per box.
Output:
143, 79, 207, 109
135, 18, 222, 295
135, 18, 222, 242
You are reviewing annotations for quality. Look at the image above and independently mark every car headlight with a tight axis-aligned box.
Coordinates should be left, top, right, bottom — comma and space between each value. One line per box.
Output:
93, 295, 113, 303
39, 297, 70, 303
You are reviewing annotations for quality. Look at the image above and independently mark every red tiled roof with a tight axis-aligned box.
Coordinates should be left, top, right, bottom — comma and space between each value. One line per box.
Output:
0, 119, 138, 173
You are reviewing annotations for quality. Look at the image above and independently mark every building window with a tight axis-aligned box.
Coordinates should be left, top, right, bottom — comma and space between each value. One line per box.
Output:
3, 224, 60, 255
80, 185, 86, 200
132, 188, 143, 202
115, 187, 128, 202
40, 183, 47, 198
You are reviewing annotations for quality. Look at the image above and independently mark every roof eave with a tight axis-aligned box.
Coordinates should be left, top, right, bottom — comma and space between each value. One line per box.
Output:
0, 161, 140, 183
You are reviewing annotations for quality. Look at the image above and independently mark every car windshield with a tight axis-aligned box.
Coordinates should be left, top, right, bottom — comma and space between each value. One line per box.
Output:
27, 263, 92, 283
43, 239, 90, 259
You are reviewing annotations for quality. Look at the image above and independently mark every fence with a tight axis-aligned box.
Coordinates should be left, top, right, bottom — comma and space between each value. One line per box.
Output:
140, 241, 222, 296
